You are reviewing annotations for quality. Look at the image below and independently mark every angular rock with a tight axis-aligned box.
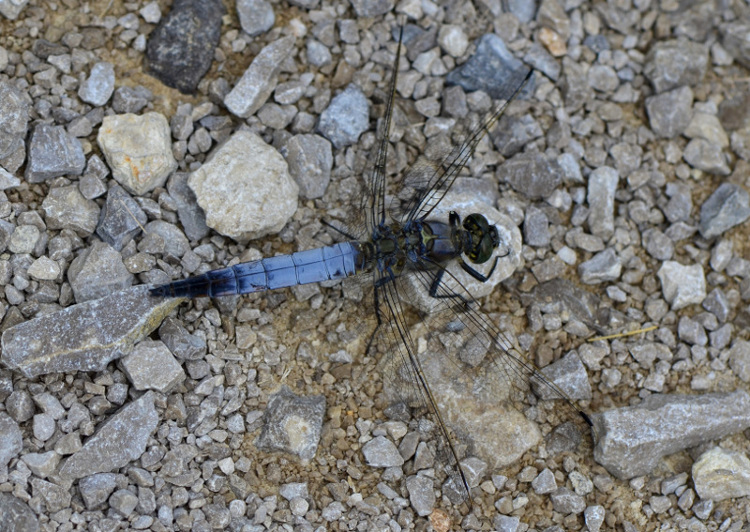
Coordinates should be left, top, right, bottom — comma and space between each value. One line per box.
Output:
645, 86, 693, 139
68, 240, 134, 303
79, 472, 118, 509
145, 0, 224, 93
446, 33, 528, 99
721, 21, 750, 70
285, 133, 333, 199
97, 112, 177, 196
683, 138, 730, 175
497, 152, 562, 200
587, 166, 618, 238
657, 261, 706, 310
537, 351, 592, 401
0, 412, 22, 468
255, 386, 325, 462
167, 173, 210, 242
96, 184, 148, 250
25, 124, 85, 183
1, 285, 182, 378
78, 62, 116, 106
593, 391, 750, 479
224, 36, 295, 118
692, 446, 750, 502
643, 39, 708, 93
188, 129, 298, 241
42, 185, 100, 235
0, 493, 39, 532
316, 84, 370, 149
579, 248, 621, 284
59, 391, 159, 480
405, 475, 434, 517
0, 81, 29, 172
699, 183, 750, 239
363, 435, 404, 468
121, 340, 186, 392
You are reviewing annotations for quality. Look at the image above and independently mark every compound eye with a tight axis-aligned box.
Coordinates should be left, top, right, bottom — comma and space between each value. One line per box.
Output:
474, 232, 496, 264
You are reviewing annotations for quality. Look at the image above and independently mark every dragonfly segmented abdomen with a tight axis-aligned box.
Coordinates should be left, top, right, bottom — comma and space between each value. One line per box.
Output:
150, 241, 364, 298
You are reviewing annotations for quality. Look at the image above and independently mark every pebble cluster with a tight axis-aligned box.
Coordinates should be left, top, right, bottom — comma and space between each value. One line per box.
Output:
0, 0, 749, 531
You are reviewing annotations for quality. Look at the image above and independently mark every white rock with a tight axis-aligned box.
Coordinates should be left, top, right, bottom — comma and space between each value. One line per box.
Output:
97, 112, 177, 195
189, 129, 298, 241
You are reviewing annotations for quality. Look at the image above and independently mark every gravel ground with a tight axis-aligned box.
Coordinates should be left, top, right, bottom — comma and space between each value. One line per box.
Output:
1, 0, 750, 531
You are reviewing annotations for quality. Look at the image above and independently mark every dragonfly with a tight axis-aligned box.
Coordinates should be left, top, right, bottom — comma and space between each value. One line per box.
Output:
151, 25, 594, 502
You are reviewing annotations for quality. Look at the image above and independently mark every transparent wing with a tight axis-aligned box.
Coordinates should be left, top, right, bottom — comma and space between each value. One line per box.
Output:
397, 67, 534, 225
371, 260, 594, 501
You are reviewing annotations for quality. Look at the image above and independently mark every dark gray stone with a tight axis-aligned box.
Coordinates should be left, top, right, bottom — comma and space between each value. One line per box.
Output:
350, 0, 392, 18
25, 124, 85, 183
255, 386, 325, 461
166, 173, 210, 242
699, 183, 750, 238
145, 0, 225, 93
68, 240, 134, 303
0, 81, 29, 172
446, 34, 530, 99
96, 185, 147, 251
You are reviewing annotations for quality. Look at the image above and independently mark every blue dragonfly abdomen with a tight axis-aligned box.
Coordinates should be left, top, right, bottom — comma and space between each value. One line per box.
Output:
151, 241, 365, 298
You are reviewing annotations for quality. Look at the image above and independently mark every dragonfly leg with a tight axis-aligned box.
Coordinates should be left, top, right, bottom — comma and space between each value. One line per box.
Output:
364, 284, 385, 356
459, 256, 498, 282
428, 268, 470, 306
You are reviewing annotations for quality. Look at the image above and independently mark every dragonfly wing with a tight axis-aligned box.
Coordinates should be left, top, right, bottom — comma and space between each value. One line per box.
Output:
396, 67, 534, 225
374, 261, 594, 500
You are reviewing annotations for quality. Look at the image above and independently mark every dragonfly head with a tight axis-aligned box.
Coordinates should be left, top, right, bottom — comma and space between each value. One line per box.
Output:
463, 213, 500, 264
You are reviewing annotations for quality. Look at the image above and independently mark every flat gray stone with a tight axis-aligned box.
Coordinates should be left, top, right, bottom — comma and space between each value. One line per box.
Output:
578, 248, 621, 284
25, 124, 85, 183
593, 391, 750, 479
59, 391, 159, 480
587, 166, 618, 238
189, 129, 298, 241
699, 183, 750, 239
42, 184, 100, 235
405, 475, 434, 517
498, 152, 562, 200
645, 86, 693, 139
285, 133, 333, 199
363, 436, 405, 468
0, 493, 39, 532
644, 39, 708, 93
255, 386, 325, 462
1, 285, 183, 378
67, 240, 134, 303
224, 36, 295, 118
0, 412, 22, 468
121, 340, 185, 392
